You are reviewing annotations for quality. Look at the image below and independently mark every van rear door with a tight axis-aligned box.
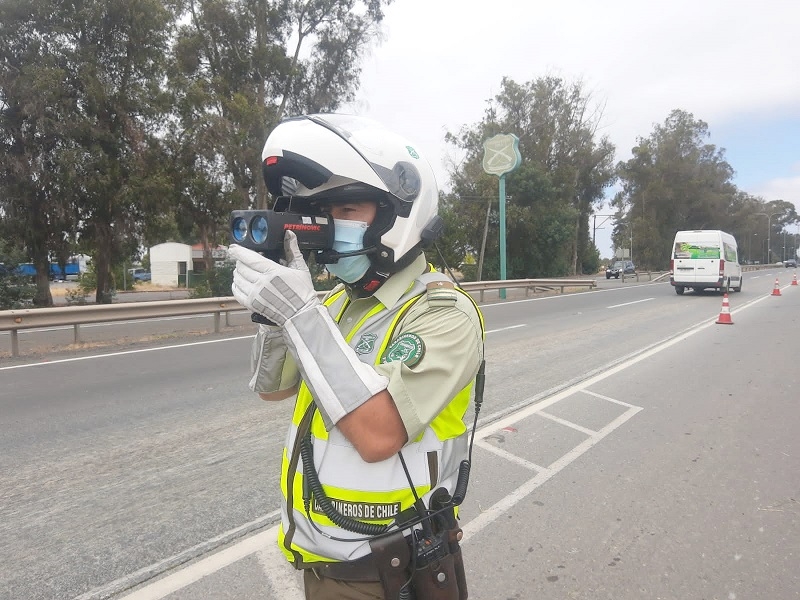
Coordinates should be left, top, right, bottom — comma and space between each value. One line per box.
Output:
673, 236, 722, 285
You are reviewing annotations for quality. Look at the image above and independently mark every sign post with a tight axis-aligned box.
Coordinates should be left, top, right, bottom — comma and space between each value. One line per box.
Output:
482, 133, 521, 299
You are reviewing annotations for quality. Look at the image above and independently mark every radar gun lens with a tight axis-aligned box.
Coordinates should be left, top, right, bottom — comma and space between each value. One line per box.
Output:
231, 217, 247, 243
251, 216, 268, 245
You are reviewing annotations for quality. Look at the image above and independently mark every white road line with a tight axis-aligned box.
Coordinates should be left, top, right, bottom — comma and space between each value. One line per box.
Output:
580, 389, 638, 408
257, 537, 305, 600
607, 298, 654, 309
485, 324, 526, 334
474, 439, 545, 472
3, 322, 526, 372
461, 405, 642, 543
0, 335, 255, 371
74, 510, 281, 600
537, 409, 597, 435
119, 528, 280, 600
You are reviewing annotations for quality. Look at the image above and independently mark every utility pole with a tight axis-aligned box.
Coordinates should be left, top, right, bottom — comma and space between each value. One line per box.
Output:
592, 214, 614, 247
756, 212, 781, 264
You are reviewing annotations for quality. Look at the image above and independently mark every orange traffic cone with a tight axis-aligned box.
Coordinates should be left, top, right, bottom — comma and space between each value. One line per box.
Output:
772, 278, 782, 296
716, 293, 733, 324
792, 272, 798, 286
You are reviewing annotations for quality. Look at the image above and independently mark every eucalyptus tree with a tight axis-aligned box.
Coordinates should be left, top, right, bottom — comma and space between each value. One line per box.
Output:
0, 0, 82, 305
165, 0, 394, 262
613, 110, 738, 269
0, 0, 175, 304
445, 76, 615, 278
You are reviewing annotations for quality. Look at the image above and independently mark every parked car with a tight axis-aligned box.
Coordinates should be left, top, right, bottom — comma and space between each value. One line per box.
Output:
605, 260, 635, 279
783, 259, 797, 268
129, 268, 151, 282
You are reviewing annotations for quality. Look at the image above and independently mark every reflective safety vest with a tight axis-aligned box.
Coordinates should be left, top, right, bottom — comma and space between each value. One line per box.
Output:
278, 270, 483, 566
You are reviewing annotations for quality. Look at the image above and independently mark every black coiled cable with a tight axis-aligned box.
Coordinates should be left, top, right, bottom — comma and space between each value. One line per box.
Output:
300, 428, 390, 536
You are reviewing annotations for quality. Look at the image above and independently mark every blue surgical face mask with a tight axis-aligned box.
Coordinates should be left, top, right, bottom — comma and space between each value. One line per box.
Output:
325, 219, 371, 283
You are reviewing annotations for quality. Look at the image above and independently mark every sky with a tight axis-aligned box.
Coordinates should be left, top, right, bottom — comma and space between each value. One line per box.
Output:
341, 0, 800, 258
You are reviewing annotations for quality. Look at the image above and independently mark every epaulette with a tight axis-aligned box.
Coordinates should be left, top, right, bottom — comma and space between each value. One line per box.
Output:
418, 273, 458, 307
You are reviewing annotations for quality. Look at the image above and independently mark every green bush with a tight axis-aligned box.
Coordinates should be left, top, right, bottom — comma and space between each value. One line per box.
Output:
0, 243, 36, 309
0, 269, 36, 310
189, 262, 235, 298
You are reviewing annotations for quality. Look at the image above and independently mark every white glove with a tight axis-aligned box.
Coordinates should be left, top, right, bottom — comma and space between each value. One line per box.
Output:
231, 231, 387, 429
229, 232, 319, 326
249, 324, 300, 393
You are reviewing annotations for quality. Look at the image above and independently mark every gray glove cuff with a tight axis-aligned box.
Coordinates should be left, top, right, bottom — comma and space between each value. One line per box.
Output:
249, 325, 294, 393
282, 304, 389, 430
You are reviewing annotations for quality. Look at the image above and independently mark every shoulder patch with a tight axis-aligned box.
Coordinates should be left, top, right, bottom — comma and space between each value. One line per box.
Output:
425, 280, 457, 306
382, 333, 425, 367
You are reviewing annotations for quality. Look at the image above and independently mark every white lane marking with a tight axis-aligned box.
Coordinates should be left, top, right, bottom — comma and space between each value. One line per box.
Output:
257, 537, 305, 600
74, 511, 281, 600
537, 410, 597, 435
607, 298, 654, 309
485, 324, 526, 334
581, 389, 638, 408
118, 528, 279, 600
0, 335, 255, 371
2, 324, 526, 372
461, 405, 642, 543
476, 282, 663, 308
474, 438, 546, 472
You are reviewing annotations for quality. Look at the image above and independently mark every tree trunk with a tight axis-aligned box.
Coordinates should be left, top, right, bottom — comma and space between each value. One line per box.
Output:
32, 256, 53, 307
94, 231, 114, 304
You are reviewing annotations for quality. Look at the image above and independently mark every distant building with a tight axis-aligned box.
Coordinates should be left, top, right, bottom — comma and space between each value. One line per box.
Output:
149, 242, 228, 286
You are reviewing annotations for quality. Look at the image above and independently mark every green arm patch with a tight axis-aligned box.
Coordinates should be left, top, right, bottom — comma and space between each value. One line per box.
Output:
381, 332, 425, 367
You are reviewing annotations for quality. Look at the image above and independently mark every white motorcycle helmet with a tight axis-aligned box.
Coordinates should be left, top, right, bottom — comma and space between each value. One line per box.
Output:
261, 114, 442, 283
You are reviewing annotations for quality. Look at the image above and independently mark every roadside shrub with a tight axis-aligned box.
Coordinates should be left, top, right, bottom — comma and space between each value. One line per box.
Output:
189, 262, 235, 298
0, 243, 36, 309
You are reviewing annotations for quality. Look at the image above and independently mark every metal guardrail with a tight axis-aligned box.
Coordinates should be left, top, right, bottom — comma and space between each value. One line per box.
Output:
0, 297, 239, 358
0, 278, 598, 357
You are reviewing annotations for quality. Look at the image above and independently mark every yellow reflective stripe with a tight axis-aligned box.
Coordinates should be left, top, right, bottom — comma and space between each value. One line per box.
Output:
309, 406, 328, 439
277, 524, 332, 563
456, 287, 485, 338
428, 384, 471, 440
376, 295, 423, 361
328, 290, 349, 321
344, 304, 385, 343
280, 447, 290, 497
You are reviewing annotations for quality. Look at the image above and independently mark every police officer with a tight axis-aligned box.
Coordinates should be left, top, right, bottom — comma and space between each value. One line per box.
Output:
229, 114, 484, 600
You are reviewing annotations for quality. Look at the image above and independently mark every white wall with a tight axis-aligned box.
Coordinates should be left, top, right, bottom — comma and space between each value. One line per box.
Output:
150, 242, 194, 286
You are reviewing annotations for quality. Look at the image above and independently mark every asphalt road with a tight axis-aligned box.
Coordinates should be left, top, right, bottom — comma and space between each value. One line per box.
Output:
1, 269, 798, 599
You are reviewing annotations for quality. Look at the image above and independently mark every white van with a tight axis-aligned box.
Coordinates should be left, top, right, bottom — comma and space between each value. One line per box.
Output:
670, 230, 742, 295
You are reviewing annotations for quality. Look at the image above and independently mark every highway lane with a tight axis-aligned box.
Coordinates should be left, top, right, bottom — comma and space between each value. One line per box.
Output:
0, 270, 793, 599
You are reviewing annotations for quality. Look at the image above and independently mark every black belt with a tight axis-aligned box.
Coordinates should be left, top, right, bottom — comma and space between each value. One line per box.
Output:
311, 553, 382, 582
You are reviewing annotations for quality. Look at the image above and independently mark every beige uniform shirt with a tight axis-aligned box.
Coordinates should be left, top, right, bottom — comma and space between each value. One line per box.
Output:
335, 254, 484, 439
255, 253, 484, 440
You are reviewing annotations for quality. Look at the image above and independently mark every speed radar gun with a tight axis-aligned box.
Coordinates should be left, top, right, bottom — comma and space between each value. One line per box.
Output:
229, 204, 334, 262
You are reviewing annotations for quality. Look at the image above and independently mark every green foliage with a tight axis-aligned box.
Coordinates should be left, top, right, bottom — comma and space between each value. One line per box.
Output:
189, 262, 236, 299
0, 243, 36, 309
0, 0, 389, 307
444, 76, 616, 278
64, 287, 89, 306
613, 110, 798, 269
581, 244, 601, 275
